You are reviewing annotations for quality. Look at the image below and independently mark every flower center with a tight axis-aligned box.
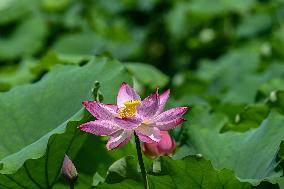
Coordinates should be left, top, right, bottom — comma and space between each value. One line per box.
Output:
118, 100, 141, 118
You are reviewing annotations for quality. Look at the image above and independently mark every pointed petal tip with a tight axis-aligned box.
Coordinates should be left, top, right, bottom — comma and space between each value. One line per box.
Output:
78, 122, 93, 132
106, 145, 112, 151
157, 88, 170, 95
78, 123, 86, 130
106, 139, 113, 150
78, 123, 89, 130
82, 100, 89, 106
164, 89, 171, 94
82, 100, 98, 107
180, 106, 190, 113
184, 106, 191, 114
160, 88, 171, 99
120, 82, 129, 87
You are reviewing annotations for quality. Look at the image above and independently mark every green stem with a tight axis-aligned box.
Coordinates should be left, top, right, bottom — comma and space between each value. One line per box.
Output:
134, 133, 149, 189
70, 181, 75, 189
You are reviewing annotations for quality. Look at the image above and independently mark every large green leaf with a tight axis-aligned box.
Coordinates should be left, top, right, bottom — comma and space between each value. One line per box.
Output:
187, 106, 284, 185
277, 177, 284, 189
0, 56, 132, 188
71, 136, 136, 188
97, 156, 250, 189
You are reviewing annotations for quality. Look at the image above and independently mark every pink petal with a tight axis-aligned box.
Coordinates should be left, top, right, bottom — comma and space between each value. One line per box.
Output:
116, 136, 132, 148
162, 139, 176, 155
79, 120, 120, 136
106, 130, 133, 150
154, 107, 188, 123
83, 101, 117, 120
117, 82, 140, 108
156, 89, 170, 115
114, 117, 142, 130
135, 132, 154, 143
158, 131, 176, 154
105, 104, 118, 112
135, 125, 161, 143
155, 118, 186, 131
137, 93, 159, 119
158, 131, 173, 150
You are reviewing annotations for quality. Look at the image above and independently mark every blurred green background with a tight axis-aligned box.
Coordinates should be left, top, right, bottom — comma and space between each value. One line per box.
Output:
2, 0, 284, 95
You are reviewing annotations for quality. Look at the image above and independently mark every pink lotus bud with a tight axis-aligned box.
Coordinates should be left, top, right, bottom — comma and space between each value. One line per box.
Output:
142, 131, 176, 157
61, 154, 78, 182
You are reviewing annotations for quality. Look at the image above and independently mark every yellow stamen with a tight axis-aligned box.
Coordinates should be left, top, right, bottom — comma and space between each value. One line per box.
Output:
118, 100, 141, 118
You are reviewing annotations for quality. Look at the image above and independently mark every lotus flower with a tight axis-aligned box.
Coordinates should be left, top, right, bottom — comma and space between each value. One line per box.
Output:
79, 82, 188, 150
142, 131, 176, 157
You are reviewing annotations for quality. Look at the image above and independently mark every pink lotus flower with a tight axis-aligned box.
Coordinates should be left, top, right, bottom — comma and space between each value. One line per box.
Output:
79, 82, 188, 150
142, 131, 176, 157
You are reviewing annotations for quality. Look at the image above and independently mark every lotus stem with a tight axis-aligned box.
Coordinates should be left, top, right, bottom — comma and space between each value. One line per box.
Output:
70, 181, 74, 189
134, 133, 149, 189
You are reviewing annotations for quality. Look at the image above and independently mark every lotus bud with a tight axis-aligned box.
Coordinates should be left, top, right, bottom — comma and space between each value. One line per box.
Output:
61, 154, 78, 182
142, 131, 176, 158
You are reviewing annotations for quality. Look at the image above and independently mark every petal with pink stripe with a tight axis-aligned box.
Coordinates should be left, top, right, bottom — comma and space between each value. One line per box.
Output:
114, 117, 142, 130
154, 107, 188, 123
117, 82, 140, 108
155, 118, 186, 131
156, 89, 170, 115
105, 104, 118, 111
137, 93, 159, 119
83, 101, 117, 120
79, 120, 120, 136
135, 125, 161, 143
106, 130, 133, 150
